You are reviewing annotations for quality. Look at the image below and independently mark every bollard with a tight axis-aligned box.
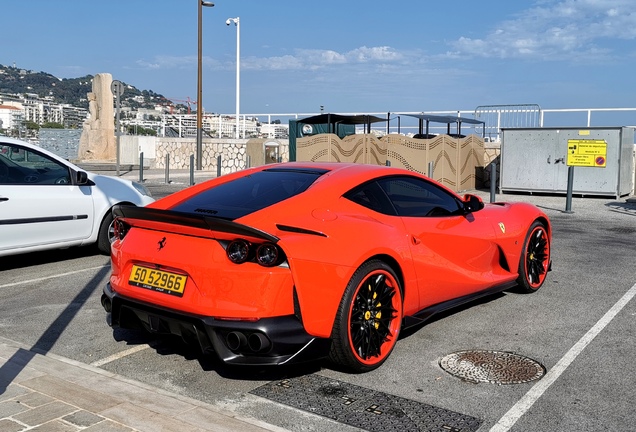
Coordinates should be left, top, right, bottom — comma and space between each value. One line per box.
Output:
189, 154, 195, 186
489, 161, 497, 203
427, 161, 434, 178
217, 155, 222, 178
139, 152, 144, 183
564, 166, 574, 213
165, 154, 170, 184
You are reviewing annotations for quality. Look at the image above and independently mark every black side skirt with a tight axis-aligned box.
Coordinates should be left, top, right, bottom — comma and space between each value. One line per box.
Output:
403, 281, 519, 330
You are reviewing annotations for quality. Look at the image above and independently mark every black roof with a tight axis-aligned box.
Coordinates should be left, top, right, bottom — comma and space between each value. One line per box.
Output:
297, 113, 387, 125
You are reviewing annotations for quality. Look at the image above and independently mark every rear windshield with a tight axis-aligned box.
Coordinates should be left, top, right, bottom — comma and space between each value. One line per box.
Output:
171, 168, 327, 220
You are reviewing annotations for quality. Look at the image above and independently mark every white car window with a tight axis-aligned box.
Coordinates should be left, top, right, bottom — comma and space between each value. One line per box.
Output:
0, 145, 71, 185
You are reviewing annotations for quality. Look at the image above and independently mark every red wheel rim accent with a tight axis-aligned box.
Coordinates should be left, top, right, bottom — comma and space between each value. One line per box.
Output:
347, 270, 402, 366
524, 226, 550, 288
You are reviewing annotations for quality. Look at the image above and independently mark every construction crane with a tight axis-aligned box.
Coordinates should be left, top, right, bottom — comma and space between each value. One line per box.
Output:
167, 97, 197, 114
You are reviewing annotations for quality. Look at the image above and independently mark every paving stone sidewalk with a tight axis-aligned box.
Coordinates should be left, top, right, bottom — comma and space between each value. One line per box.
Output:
0, 337, 286, 432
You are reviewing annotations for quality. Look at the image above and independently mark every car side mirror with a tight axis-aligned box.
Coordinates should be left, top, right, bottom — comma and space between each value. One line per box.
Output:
463, 194, 484, 213
76, 170, 89, 185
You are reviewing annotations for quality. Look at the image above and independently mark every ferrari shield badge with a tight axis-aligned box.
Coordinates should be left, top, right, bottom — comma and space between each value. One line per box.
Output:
499, 222, 506, 233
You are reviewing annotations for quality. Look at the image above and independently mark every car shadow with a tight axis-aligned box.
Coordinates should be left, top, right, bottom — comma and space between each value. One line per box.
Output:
0, 246, 101, 270
131, 332, 323, 381
0, 266, 109, 395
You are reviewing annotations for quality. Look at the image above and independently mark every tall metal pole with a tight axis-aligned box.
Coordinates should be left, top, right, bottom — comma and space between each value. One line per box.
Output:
197, 1, 214, 170
227, 17, 240, 139
236, 17, 240, 139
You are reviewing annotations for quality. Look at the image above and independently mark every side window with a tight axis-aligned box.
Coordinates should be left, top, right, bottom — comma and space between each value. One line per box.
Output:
344, 181, 397, 215
377, 176, 463, 217
0, 145, 71, 185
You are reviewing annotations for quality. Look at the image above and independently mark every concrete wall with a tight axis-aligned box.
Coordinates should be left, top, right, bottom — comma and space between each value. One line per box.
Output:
119, 136, 289, 176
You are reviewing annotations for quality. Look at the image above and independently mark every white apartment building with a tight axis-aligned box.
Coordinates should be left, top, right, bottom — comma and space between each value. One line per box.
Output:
0, 104, 22, 132
1, 93, 88, 129
162, 114, 260, 138
260, 123, 289, 139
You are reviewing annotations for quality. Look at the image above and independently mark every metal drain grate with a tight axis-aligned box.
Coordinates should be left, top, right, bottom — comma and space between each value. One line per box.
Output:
250, 374, 482, 432
439, 350, 545, 384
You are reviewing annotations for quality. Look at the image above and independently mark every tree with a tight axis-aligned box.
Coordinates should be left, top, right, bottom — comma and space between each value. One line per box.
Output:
126, 125, 157, 136
24, 121, 40, 131
42, 122, 64, 129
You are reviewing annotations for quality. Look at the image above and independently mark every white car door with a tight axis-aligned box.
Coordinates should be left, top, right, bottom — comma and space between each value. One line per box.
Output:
0, 144, 94, 254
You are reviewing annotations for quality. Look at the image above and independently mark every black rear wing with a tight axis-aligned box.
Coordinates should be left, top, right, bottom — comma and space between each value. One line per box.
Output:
113, 204, 279, 243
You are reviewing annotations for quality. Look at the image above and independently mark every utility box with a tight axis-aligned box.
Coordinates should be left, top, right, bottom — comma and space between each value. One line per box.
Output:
500, 127, 634, 198
246, 139, 283, 167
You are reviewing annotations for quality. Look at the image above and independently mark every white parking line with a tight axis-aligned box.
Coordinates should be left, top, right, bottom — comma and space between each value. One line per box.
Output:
0, 266, 109, 289
90, 344, 150, 367
490, 282, 636, 432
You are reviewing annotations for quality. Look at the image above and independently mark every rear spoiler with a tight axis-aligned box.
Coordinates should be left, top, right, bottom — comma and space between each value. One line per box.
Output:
112, 204, 279, 243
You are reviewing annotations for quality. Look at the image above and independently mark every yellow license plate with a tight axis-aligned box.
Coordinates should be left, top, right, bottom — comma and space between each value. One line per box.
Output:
129, 265, 187, 297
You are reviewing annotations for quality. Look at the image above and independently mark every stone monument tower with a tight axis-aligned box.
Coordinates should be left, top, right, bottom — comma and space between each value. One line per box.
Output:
77, 73, 116, 161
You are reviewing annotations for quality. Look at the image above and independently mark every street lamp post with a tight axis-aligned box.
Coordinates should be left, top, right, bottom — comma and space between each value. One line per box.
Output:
226, 17, 240, 139
197, 0, 214, 170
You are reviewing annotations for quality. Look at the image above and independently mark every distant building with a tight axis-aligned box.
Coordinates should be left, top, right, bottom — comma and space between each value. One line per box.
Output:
0, 92, 87, 132
260, 123, 289, 139
161, 114, 260, 139
0, 104, 22, 132
61, 105, 88, 128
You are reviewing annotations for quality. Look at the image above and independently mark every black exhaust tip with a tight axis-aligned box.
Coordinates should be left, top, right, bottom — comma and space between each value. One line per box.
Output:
101, 294, 112, 313
226, 331, 247, 351
248, 332, 271, 353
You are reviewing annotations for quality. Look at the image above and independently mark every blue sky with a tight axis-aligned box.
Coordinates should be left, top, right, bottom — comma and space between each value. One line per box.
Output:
3, 0, 635, 117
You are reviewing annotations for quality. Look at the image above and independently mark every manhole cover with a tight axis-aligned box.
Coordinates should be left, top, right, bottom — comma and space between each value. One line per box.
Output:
439, 350, 545, 384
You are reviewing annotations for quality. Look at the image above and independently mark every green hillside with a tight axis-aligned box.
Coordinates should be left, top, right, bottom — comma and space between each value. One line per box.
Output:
0, 64, 171, 110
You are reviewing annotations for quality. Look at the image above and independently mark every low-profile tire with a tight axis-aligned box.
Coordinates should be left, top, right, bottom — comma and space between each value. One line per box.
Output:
97, 211, 115, 255
516, 221, 550, 293
329, 259, 403, 373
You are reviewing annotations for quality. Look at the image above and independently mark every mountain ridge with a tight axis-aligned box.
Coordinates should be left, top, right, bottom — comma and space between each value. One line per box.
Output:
0, 64, 171, 110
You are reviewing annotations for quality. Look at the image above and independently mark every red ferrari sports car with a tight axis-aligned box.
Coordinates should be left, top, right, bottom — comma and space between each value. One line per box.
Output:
102, 162, 551, 372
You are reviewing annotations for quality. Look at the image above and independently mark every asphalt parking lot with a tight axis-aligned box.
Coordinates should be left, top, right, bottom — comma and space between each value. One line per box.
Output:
1, 173, 635, 432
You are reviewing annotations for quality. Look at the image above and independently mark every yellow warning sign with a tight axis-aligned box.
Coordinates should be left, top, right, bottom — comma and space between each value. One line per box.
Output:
567, 139, 607, 167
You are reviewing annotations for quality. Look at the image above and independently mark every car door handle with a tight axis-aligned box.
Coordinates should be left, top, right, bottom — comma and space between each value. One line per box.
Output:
411, 235, 421, 245
0, 197, 8, 202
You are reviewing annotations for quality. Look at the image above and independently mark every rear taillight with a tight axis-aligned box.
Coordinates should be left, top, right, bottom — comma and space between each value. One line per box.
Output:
227, 240, 251, 264
226, 240, 285, 267
256, 243, 280, 267
113, 218, 130, 241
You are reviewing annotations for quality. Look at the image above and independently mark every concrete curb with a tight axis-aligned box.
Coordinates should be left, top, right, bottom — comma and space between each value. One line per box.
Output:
0, 336, 288, 432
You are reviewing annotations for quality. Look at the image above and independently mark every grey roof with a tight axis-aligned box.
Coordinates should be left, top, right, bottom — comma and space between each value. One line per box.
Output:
398, 113, 484, 125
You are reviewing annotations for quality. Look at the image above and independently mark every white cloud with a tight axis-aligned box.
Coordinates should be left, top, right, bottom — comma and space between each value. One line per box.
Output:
135, 47, 404, 73
135, 55, 222, 70
242, 46, 403, 71
449, 0, 636, 60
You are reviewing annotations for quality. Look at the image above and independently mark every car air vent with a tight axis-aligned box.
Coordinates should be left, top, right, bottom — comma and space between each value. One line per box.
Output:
194, 208, 218, 215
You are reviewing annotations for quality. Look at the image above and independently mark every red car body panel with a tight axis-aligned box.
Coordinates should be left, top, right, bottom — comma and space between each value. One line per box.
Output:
103, 162, 551, 365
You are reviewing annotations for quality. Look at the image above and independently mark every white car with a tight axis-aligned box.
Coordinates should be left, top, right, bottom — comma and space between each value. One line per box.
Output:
0, 137, 154, 256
